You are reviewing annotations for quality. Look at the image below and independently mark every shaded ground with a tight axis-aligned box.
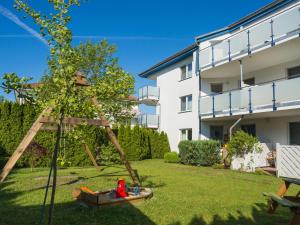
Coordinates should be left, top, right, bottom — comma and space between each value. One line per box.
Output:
0, 160, 298, 225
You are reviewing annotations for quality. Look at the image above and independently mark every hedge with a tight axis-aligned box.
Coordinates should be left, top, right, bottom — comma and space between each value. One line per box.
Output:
178, 140, 221, 166
0, 102, 171, 168
164, 152, 180, 163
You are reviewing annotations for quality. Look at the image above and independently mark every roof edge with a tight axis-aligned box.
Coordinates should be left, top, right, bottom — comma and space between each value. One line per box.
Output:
138, 43, 198, 78
195, 0, 295, 42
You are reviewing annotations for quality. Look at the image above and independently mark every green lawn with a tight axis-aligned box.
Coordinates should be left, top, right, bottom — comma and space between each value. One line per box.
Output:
0, 159, 298, 225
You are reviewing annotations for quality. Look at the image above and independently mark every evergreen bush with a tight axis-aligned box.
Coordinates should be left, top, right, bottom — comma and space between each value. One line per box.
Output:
164, 152, 180, 163
0, 102, 171, 168
178, 140, 221, 166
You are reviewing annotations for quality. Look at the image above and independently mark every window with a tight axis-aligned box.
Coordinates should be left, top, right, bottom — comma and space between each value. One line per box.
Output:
289, 122, 300, 145
210, 83, 223, 94
244, 77, 255, 86
180, 63, 192, 80
187, 63, 192, 78
180, 95, 192, 112
181, 129, 192, 141
288, 66, 300, 79
241, 124, 256, 136
210, 126, 223, 142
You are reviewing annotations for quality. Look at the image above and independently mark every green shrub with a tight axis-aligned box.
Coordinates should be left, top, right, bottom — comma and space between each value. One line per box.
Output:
99, 143, 122, 164
164, 152, 180, 163
0, 102, 171, 167
212, 163, 224, 169
178, 140, 221, 166
227, 130, 261, 158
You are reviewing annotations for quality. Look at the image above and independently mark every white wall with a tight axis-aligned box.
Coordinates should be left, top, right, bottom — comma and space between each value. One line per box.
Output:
156, 54, 200, 151
231, 143, 272, 172
201, 115, 300, 144
200, 58, 300, 96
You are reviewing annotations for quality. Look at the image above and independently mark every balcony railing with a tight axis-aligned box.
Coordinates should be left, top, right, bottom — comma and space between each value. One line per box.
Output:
200, 76, 300, 118
199, 5, 300, 69
138, 86, 159, 105
137, 114, 159, 129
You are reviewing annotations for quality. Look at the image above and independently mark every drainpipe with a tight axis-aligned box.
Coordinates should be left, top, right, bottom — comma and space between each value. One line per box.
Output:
229, 116, 243, 140
196, 44, 202, 140
239, 60, 244, 88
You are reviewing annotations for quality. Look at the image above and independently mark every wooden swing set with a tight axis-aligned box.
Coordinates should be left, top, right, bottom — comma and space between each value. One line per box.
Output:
0, 73, 141, 187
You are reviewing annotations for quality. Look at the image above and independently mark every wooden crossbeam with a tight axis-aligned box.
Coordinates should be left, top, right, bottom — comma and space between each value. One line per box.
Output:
40, 116, 109, 127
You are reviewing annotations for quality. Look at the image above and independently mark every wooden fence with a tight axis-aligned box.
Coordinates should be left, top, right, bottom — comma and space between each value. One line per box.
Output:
276, 143, 300, 180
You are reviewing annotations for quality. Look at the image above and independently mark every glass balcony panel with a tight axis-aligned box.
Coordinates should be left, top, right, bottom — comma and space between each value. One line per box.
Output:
138, 86, 159, 101
276, 78, 300, 103
137, 114, 159, 128
200, 96, 212, 115
214, 41, 229, 63
273, 7, 300, 40
231, 88, 249, 112
199, 48, 211, 67
249, 21, 272, 49
251, 84, 273, 110
214, 93, 230, 114
147, 86, 159, 98
229, 31, 248, 57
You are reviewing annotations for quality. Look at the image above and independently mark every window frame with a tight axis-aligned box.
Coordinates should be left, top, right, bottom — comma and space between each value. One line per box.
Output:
289, 122, 300, 145
287, 65, 300, 79
210, 83, 223, 94
180, 129, 192, 141
179, 63, 193, 81
180, 95, 192, 112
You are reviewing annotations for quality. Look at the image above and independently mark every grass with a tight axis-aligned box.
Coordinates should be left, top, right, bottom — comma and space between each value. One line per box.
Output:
0, 159, 298, 225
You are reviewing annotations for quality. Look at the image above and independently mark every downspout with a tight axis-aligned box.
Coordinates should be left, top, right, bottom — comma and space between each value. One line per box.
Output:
239, 60, 244, 88
195, 43, 202, 140
229, 116, 243, 140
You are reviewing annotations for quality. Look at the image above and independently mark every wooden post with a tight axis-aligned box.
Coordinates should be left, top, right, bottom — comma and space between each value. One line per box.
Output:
0, 107, 52, 183
81, 140, 100, 170
92, 98, 140, 186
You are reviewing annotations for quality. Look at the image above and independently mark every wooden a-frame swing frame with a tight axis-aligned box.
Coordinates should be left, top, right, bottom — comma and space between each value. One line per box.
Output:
0, 74, 140, 186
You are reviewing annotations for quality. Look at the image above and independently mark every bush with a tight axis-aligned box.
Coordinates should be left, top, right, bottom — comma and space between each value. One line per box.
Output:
227, 130, 261, 158
212, 163, 225, 169
164, 152, 180, 163
178, 140, 221, 166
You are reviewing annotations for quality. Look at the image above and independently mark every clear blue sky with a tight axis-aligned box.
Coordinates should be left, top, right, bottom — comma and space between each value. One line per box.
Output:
0, 0, 273, 112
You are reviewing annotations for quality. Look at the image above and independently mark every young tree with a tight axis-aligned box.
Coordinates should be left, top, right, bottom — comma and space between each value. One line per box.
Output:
1, 1, 137, 224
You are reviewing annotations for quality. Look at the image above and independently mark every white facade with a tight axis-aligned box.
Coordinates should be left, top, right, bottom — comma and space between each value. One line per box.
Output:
137, 0, 300, 162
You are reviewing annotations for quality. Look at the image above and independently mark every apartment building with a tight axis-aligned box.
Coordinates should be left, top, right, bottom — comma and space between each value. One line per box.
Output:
137, 0, 300, 156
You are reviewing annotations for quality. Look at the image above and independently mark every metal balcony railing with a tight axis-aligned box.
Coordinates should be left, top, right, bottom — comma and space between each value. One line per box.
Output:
200, 76, 300, 118
137, 114, 159, 128
199, 5, 300, 69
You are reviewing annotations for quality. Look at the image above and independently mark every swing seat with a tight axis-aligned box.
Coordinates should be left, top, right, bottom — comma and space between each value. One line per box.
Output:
72, 186, 153, 207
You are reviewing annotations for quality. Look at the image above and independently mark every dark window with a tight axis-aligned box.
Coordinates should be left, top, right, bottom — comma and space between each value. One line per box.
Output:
181, 129, 192, 141
180, 95, 192, 112
210, 126, 223, 142
187, 63, 192, 78
180, 66, 187, 80
288, 66, 300, 79
289, 122, 300, 145
210, 83, 223, 94
244, 77, 255, 86
241, 124, 256, 136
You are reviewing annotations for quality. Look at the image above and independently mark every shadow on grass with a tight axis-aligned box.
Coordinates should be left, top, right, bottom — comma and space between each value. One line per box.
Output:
0, 180, 156, 225
169, 203, 292, 225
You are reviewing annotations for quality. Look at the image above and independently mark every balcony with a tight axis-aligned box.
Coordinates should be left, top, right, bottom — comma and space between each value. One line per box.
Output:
137, 114, 159, 129
138, 86, 159, 106
199, 4, 300, 70
200, 76, 300, 119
